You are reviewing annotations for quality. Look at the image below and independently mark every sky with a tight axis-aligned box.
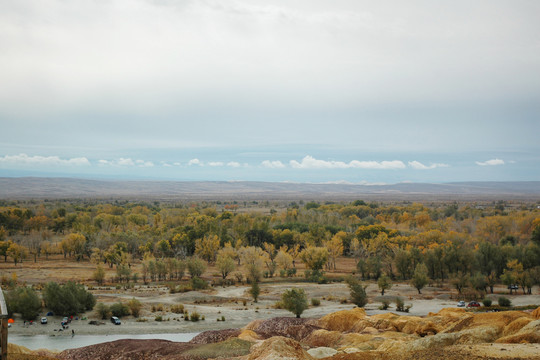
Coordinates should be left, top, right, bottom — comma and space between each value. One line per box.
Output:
1, 0, 539, 183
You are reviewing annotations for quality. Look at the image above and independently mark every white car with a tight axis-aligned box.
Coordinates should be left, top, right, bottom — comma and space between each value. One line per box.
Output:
457, 301, 466, 307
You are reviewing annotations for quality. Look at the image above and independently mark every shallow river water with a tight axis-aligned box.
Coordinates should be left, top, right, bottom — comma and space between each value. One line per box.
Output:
9, 333, 199, 351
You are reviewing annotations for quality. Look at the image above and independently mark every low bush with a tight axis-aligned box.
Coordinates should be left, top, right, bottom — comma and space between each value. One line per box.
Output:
110, 302, 130, 318
379, 300, 390, 310
191, 277, 208, 290
498, 297, 512, 307
171, 304, 185, 314
190, 311, 200, 322
311, 298, 320, 306
482, 298, 492, 307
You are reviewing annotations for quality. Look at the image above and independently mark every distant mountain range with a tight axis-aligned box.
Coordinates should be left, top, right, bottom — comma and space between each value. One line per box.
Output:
1, 177, 539, 201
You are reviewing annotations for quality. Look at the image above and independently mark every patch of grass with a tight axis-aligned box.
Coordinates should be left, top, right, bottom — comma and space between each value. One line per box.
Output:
171, 304, 184, 314
184, 338, 252, 358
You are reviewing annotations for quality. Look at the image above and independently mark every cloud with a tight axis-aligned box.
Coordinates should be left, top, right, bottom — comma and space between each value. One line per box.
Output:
98, 158, 153, 167
408, 161, 449, 170
135, 159, 154, 167
117, 158, 135, 166
0, 153, 90, 166
261, 160, 286, 169
227, 161, 242, 168
188, 158, 202, 166
290, 156, 405, 170
208, 161, 224, 167
476, 159, 505, 166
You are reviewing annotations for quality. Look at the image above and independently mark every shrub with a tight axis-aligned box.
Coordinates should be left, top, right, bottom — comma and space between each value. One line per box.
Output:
191, 277, 208, 290
155, 315, 163, 322
273, 301, 285, 309
281, 288, 308, 318
377, 273, 392, 296
311, 298, 320, 306
287, 268, 297, 277
304, 269, 325, 283
395, 297, 405, 312
250, 281, 260, 302
128, 298, 142, 317
379, 300, 390, 310
110, 302, 130, 318
345, 276, 368, 307
95, 303, 111, 320
171, 304, 185, 314
187, 257, 207, 278
190, 311, 200, 322
498, 297, 512, 307
482, 298, 492, 307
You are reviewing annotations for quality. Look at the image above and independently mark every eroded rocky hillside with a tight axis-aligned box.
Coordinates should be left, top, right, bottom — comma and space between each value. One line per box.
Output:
10, 306, 540, 360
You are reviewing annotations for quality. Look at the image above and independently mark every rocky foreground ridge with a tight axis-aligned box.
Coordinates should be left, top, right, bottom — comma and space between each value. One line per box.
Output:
9, 306, 540, 360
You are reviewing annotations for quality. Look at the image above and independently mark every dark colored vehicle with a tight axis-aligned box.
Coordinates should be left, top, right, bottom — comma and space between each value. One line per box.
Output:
467, 301, 481, 308
508, 284, 519, 290
111, 316, 121, 325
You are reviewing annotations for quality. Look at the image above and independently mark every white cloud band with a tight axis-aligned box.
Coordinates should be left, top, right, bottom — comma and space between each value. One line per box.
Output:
476, 159, 505, 166
408, 161, 449, 170
289, 156, 406, 170
0, 153, 90, 167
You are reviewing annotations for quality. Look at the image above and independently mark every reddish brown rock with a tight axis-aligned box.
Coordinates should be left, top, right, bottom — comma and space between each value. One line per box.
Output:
189, 328, 242, 344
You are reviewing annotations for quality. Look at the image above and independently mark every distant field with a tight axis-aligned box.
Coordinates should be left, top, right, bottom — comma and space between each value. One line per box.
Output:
1, 177, 540, 201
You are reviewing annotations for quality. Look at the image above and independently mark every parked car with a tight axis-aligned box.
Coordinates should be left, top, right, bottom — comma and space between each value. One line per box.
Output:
40, 317, 47, 324
508, 284, 519, 290
467, 301, 481, 308
457, 301, 466, 307
111, 316, 121, 325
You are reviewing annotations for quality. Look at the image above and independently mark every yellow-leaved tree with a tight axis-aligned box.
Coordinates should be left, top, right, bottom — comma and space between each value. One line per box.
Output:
195, 234, 220, 263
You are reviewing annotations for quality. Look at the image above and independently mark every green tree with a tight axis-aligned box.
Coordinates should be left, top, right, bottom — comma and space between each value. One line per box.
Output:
6, 287, 42, 320
127, 299, 141, 317
7, 242, 28, 266
187, 256, 207, 278
93, 265, 106, 285
0, 240, 12, 262
411, 263, 429, 294
346, 276, 368, 307
299, 246, 328, 271
531, 225, 540, 247
95, 303, 110, 319
394, 249, 412, 280
216, 254, 236, 280
470, 272, 488, 293
451, 272, 470, 295
43, 281, 96, 316
250, 280, 260, 303
377, 273, 392, 296
281, 288, 308, 318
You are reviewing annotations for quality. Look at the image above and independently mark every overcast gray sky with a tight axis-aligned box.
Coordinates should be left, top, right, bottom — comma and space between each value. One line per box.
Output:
1, 0, 539, 182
